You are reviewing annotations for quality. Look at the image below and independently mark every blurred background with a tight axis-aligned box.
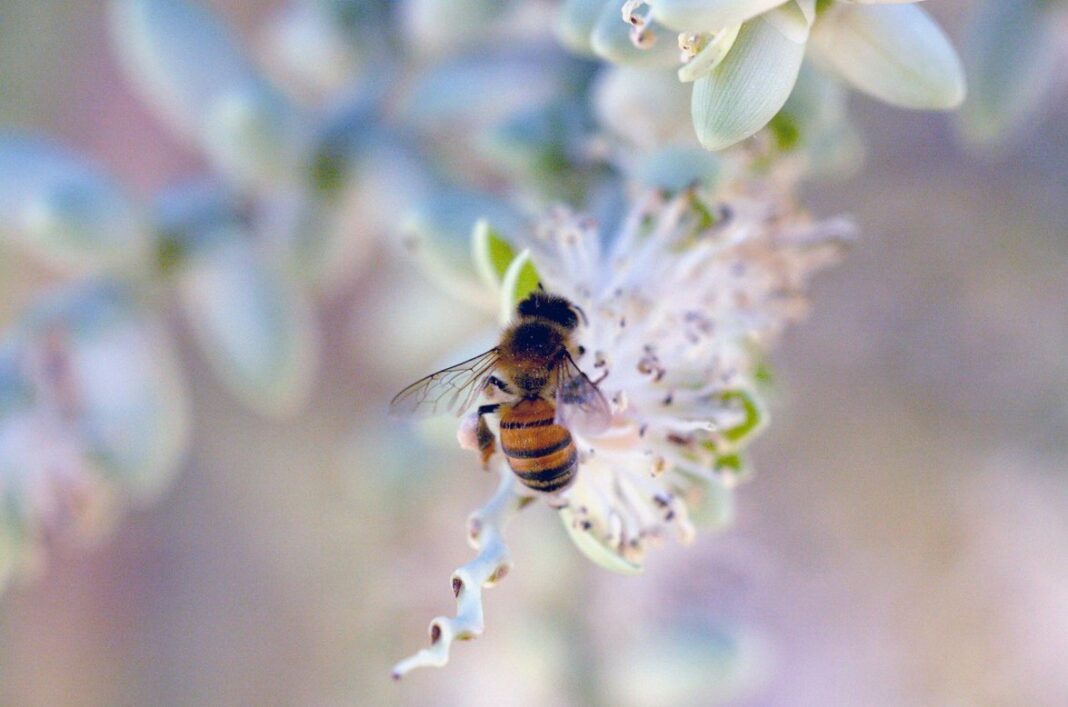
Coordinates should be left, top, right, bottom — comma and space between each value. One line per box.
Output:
1, 1, 1067, 705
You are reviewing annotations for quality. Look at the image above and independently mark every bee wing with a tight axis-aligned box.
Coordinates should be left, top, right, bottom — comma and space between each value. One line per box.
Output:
390, 348, 500, 418
555, 352, 612, 435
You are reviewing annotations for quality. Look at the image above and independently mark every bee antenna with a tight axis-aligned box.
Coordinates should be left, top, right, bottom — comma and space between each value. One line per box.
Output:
572, 304, 589, 327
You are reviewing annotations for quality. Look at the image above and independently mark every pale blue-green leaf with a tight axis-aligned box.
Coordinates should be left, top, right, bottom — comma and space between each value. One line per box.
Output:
109, 0, 306, 190
559, 507, 644, 574
0, 137, 147, 274
400, 0, 510, 57
55, 287, 189, 498
398, 188, 523, 312
14, 281, 190, 499
109, 0, 248, 127
809, 3, 965, 110
593, 65, 693, 148
557, 0, 611, 55
691, 18, 805, 150
403, 52, 571, 135
957, 0, 1059, 148
780, 62, 847, 128
604, 622, 770, 707
198, 82, 308, 191
476, 102, 587, 193
804, 113, 866, 178
260, 2, 363, 100
775, 65, 866, 177
676, 471, 736, 529
632, 146, 722, 192
262, 127, 431, 292
652, 0, 789, 32
177, 235, 318, 418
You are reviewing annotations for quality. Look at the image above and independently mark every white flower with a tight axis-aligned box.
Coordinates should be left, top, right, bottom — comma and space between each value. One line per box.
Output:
393, 183, 852, 676
560, 0, 966, 150
517, 187, 850, 566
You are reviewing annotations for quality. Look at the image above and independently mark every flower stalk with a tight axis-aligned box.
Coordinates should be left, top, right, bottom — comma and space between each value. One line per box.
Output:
391, 464, 531, 679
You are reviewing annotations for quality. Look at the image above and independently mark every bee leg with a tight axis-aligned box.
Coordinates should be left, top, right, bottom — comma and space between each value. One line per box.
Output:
476, 404, 500, 469
546, 495, 570, 510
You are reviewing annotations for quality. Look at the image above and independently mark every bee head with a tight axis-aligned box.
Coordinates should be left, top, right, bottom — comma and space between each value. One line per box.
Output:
517, 291, 579, 330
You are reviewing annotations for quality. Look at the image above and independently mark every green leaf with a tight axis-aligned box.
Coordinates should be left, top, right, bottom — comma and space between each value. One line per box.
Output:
719, 389, 765, 445
700, 388, 767, 456
767, 110, 802, 152
714, 452, 744, 473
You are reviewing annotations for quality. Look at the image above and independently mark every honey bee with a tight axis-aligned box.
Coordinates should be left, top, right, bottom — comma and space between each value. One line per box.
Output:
390, 291, 611, 494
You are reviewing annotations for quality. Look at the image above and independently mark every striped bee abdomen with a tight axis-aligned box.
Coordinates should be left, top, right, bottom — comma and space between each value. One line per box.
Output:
499, 398, 577, 493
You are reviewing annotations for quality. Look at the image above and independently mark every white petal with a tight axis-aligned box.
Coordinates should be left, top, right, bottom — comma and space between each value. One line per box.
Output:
652, 0, 788, 33
0, 137, 147, 274
498, 250, 540, 326
763, 0, 812, 43
470, 219, 519, 292
691, 18, 805, 150
678, 25, 741, 83
795, 0, 816, 25
809, 3, 965, 110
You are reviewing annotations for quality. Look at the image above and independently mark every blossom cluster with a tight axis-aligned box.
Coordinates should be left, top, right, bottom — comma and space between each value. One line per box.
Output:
559, 0, 966, 150
0, 0, 974, 686
393, 180, 852, 675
